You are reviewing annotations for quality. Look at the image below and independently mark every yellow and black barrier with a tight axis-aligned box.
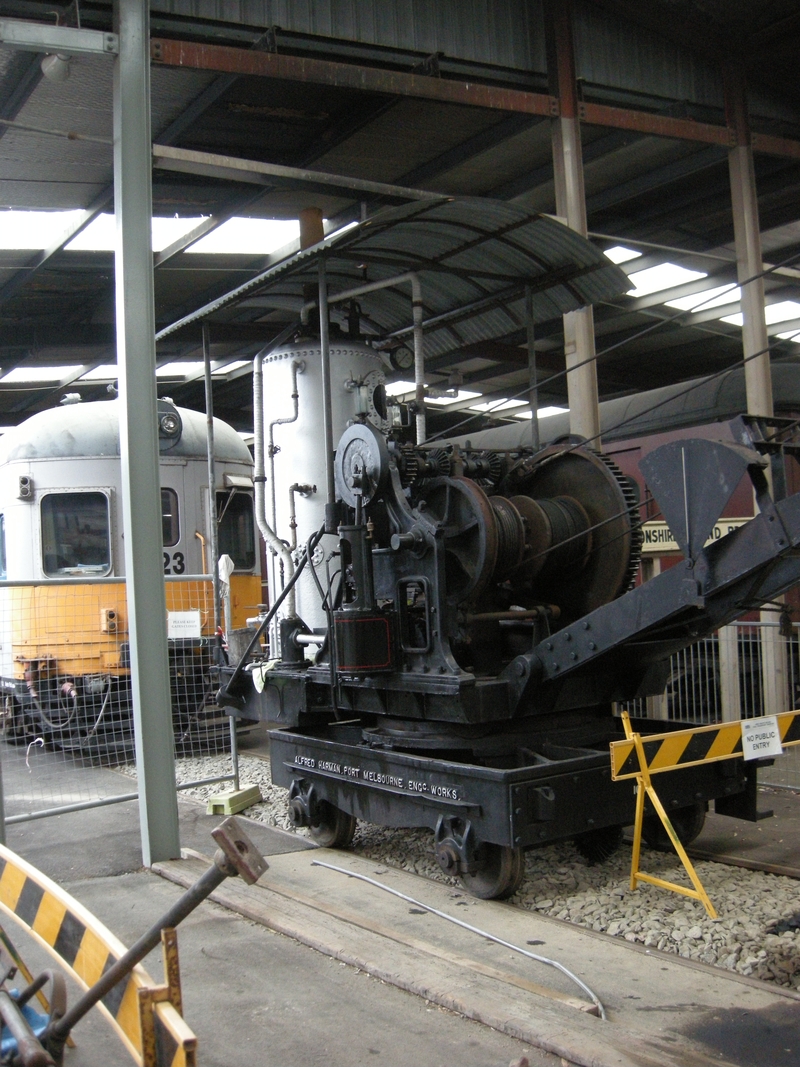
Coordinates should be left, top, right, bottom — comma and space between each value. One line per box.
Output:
612, 712, 721, 916
610, 708, 800, 781
0, 844, 196, 1066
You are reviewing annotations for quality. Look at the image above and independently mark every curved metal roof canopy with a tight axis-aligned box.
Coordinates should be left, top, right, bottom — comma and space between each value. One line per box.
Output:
157, 197, 630, 358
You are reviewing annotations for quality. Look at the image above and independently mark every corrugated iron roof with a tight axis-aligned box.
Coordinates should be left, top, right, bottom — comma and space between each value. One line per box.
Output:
157, 196, 629, 357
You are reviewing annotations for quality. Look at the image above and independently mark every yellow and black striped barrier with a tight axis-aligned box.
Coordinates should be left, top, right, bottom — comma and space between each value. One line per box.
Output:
610, 708, 800, 781
0, 844, 196, 1066
612, 712, 721, 917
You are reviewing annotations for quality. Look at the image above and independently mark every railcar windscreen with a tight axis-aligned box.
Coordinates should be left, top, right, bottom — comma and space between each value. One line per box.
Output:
41, 492, 111, 576
161, 488, 180, 547
217, 491, 255, 571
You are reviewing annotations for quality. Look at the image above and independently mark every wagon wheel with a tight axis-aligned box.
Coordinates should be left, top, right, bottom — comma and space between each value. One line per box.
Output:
459, 842, 524, 900
573, 824, 624, 865
642, 802, 707, 850
307, 800, 357, 849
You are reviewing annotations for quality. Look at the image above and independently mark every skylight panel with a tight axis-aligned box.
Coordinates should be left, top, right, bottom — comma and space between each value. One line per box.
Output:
1, 366, 81, 383
79, 364, 118, 380
604, 245, 642, 265
626, 263, 706, 297
65, 214, 207, 252
187, 218, 300, 255
155, 362, 206, 378
514, 405, 569, 420
777, 329, 800, 343
213, 360, 251, 374
720, 300, 800, 328
664, 284, 741, 312
470, 398, 527, 412
385, 380, 416, 396
426, 389, 482, 407
0, 210, 84, 249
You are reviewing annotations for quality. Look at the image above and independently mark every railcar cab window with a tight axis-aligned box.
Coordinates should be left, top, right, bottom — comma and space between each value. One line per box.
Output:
161, 488, 179, 547
217, 490, 255, 570
41, 492, 111, 576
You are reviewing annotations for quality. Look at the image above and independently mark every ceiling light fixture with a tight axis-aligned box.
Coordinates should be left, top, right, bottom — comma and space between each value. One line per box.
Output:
41, 53, 71, 82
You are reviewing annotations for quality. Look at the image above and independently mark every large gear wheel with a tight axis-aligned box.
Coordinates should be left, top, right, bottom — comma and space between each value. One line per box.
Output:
500, 444, 641, 622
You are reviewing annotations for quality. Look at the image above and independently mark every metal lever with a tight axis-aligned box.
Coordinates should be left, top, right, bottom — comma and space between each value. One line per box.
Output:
42, 817, 267, 1062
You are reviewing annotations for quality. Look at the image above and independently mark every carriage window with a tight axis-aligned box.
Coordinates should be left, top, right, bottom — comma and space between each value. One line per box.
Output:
161, 488, 179, 547
41, 492, 111, 576
217, 491, 255, 571
0, 515, 5, 580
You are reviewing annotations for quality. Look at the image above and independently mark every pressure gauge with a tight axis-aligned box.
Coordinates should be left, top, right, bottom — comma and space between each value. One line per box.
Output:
390, 345, 414, 372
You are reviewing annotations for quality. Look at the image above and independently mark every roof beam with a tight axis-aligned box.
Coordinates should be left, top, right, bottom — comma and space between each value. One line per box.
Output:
150, 38, 557, 119
151, 144, 441, 202
150, 36, 800, 162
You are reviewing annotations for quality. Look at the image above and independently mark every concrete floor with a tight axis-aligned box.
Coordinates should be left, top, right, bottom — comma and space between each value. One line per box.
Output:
5, 799, 557, 1067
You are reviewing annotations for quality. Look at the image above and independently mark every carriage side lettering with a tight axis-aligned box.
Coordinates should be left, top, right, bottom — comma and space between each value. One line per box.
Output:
294, 757, 459, 800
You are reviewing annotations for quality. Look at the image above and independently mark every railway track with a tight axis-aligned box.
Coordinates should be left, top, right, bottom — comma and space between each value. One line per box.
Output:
168, 751, 800, 994
155, 830, 800, 1067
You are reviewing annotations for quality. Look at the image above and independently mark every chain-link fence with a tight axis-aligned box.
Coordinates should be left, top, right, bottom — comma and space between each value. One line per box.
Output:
0, 575, 240, 827
619, 620, 800, 790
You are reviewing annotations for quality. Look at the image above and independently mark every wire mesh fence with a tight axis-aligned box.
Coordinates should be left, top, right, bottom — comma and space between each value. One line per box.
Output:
618, 621, 800, 790
0, 575, 238, 825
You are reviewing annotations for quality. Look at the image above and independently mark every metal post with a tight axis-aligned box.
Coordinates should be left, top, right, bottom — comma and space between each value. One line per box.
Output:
113, 0, 179, 865
0, 757, 5, 847
724, 67, 772, 418
525, 285, 540, 451
202, 322, 220, 631
718, 625, 742, 722
724, 69, 784, 715
544, 0, 601, 445
411, 274, 426, 445
318, 257, 336, 521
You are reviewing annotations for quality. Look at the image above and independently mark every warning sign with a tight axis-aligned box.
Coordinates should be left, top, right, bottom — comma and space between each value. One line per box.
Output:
167, 610, 202, 639
741, 715, 784, 760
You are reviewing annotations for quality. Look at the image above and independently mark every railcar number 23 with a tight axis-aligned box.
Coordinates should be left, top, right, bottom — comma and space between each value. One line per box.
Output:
163, 551, 185, 574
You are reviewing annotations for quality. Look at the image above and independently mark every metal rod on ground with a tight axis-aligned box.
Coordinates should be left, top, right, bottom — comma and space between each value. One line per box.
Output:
526, 285, 540, 451
202, 321, 220, 631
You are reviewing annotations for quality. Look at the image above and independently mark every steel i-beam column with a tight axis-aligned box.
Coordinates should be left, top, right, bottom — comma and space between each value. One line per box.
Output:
113, 0, 180, 864
544, 0, 600, 444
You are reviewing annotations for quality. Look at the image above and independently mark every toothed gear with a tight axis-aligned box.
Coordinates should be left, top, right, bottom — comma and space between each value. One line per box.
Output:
593, 449, 642, 592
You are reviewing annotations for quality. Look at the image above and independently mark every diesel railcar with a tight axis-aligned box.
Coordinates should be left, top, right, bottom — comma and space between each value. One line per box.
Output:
0, 397, 260, 753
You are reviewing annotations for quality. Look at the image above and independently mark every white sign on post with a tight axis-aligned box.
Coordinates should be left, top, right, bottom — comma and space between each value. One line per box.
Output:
167, 610, 202, 639
740, 715, 784, 760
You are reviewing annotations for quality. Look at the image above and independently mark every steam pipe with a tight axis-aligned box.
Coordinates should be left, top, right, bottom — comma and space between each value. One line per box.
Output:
319, 257, 336, 515
202, 322, 221, 630
253, 342, 297, 624
268, 359, 305, 539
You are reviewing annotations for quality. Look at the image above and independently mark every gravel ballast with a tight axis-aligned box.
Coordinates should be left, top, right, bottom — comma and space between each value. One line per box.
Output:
130, 752, 800, 992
